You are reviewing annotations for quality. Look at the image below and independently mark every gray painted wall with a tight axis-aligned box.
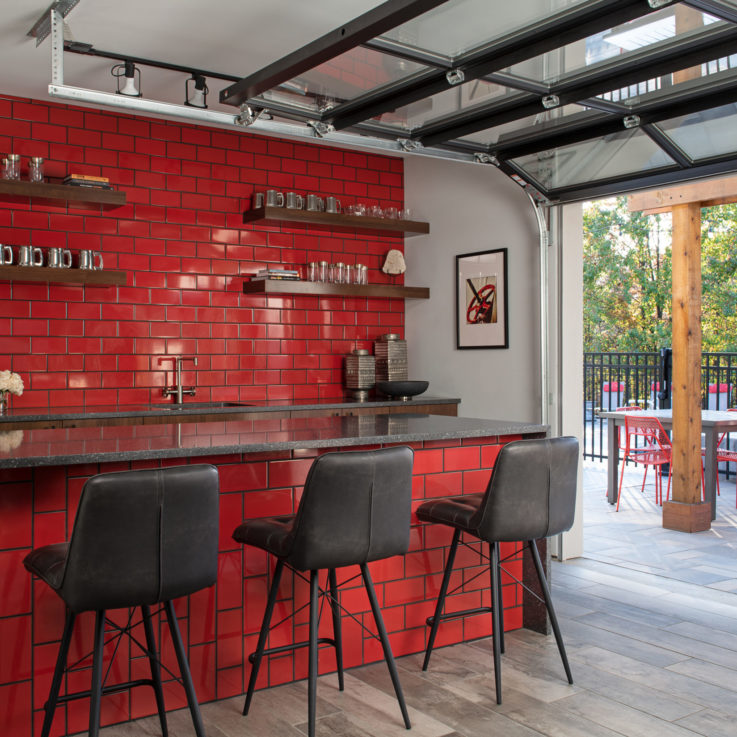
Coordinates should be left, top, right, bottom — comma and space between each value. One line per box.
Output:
403, 156, 542, 422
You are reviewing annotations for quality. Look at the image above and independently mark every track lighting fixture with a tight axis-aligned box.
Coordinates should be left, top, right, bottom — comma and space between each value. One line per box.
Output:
185, 74, 208, 108
112, 60, 141, 97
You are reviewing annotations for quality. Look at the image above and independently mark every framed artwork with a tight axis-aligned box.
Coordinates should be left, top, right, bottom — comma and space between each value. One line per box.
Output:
456, 248, 508, 349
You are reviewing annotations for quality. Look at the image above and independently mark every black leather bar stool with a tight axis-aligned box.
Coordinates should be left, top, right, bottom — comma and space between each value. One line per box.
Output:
23, 464, 220, 737
233, 446, 414, 737
416, 436, 578, 704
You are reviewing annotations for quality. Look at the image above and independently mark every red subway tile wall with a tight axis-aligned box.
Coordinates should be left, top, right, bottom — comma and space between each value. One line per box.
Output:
0, 435, 524, 736
0, 94, 406, 408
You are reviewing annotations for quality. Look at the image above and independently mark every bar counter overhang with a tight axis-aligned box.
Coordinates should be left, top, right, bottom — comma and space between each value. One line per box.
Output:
0, 412, 548, 736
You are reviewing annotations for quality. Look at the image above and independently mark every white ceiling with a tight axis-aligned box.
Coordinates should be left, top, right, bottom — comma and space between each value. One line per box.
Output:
0, 0, 385, 111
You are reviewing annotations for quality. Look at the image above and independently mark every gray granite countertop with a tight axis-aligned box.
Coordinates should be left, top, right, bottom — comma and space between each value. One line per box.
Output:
0, 396, 460, 423
0, 413, 547, 469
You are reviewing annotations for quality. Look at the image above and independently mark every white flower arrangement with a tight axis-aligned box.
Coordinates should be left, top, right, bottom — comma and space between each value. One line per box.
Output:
0, 370, 24, 396
0, 430, 24, 453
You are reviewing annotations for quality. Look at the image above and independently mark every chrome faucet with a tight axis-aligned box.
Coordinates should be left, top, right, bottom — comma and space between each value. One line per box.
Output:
162, 356, 198, 404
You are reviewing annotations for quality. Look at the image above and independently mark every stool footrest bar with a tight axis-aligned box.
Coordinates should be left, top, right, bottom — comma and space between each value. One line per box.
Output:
248, 637, 336, 663
426, 606, 493, 627
50, 678, 155, 705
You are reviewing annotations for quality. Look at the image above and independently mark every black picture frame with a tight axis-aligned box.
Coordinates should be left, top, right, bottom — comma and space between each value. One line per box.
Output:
456, 248, 508, 349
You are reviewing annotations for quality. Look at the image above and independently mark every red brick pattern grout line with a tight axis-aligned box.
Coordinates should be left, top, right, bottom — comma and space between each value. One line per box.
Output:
0, 94, 406, 409
0, 436, 523, 735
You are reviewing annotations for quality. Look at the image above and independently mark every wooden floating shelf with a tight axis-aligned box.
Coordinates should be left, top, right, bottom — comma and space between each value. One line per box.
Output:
0, 179, 126, 210
243, 279, 429, 299
0, 265, 127, 286
243, 205, 429, 236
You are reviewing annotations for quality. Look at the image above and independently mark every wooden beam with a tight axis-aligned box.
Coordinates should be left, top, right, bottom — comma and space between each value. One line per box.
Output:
629, 9, 715, 218
632, 8, 711, 531
675, 5, 705, 84
627, 175, 737, 214
663, 202, 710, 532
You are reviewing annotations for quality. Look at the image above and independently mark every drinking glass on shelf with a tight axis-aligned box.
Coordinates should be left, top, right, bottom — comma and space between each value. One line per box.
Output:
307, 262, 318, 282
318, 261, 328, 282
332, 262, 346, 284
353, 263, 364, 285
399, 208, 412, 220
29, 157, 44, 183
384, 206, 398, 219
5, 154, 20, 180
345, 264, 355, 284
369, 205, 383, 218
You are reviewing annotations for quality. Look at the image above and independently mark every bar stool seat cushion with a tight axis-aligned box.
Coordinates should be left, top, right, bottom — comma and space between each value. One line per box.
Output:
233, 515, 295, 559
416, 493, 483, 531
23, 542, 68, 591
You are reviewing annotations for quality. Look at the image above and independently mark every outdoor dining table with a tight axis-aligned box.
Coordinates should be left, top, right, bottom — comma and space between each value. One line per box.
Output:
599, 409, 737, 521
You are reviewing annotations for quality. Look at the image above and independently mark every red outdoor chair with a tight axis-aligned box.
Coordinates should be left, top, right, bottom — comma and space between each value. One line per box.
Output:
615, 406, 643, 450
609, 407, 643, 497
617, 414, 673, 511
708, 407, 737, 501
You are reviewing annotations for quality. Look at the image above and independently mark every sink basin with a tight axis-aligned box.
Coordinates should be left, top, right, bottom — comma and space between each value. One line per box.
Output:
156, 402, 254, 410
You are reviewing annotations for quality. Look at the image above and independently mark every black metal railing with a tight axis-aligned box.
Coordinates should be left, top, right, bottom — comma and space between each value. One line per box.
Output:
584, 350, 737, 462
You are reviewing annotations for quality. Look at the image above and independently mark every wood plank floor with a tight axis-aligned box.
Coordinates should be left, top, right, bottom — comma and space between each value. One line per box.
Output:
97, 462, 737, 737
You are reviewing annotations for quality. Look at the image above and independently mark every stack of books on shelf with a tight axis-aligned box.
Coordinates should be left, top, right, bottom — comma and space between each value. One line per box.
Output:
63, 174, 113, 190
250, 268, 301, 281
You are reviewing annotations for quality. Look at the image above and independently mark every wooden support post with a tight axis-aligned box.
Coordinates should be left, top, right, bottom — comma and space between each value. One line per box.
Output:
663, 202, 711, 532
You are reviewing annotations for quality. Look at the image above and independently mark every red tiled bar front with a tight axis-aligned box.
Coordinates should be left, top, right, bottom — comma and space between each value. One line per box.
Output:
0, 413, 546, 736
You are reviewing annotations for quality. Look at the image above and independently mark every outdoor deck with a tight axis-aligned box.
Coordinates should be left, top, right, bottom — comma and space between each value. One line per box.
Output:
95, 463, 737, 737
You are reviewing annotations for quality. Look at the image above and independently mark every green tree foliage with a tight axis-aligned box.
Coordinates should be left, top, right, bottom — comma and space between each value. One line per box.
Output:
584, 197, 737, 353
583, 197, 671, 352
701, 203, 737, 352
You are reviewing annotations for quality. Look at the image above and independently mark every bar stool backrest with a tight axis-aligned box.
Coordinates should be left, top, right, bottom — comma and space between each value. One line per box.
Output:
471, 437, 579, 543
287, 446, 414, 571
60, 465, 219, 612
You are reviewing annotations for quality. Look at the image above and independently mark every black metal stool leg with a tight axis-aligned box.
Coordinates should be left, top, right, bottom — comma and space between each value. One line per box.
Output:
164, 600, 207, 737
243, 558, 285, 716
491, 541, 505, 655
141, 604, 168, 737
423, 528, 460, 671
40, 609, 76, 737
528, 540, 573, 684
490, 543, 503, 704
361, 564, 411, 730
308, 569, 319, 737
328, 569, 344, 691
88, 610, 106, 737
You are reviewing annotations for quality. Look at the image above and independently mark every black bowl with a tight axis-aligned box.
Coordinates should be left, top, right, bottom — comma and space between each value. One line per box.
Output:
376, 380, 429, 400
